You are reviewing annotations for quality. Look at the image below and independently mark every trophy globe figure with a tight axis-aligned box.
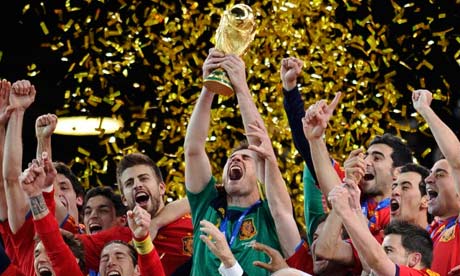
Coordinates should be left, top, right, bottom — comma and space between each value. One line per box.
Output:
204, 4, 257, 96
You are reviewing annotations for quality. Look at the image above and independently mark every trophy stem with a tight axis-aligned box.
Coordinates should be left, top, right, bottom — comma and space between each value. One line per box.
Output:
203, 68, 234, 96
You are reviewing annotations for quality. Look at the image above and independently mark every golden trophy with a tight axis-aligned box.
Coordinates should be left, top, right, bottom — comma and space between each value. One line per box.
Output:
204, 4, 257, 96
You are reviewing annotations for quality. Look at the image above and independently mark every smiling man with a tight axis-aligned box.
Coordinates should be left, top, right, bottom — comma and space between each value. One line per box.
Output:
425, 159, 460, 227
412, 89, 460, 275
33, 231, 85, 276
54, 162, 85, 232
99, 241, 139, 276
98, 205, 165, 276
83, 187, 127, 235
305, 100, 413, 268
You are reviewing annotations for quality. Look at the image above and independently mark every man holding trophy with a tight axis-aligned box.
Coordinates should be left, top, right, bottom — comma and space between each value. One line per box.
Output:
185, 4, 302, 276
203, 4, 257, 96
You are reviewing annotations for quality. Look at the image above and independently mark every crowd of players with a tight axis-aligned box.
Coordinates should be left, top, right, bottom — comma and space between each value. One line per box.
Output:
0, 50, 459, 276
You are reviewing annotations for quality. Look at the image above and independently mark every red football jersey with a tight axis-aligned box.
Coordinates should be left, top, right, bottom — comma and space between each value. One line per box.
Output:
0, 220, 17, 266
429, 217, 460, 276
153, 214, 193, 275
285, 240, 313, 274
397, 264, 439, 276
78, 215, 193, 276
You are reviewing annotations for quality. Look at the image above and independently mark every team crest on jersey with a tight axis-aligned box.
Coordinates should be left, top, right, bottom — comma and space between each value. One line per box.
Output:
239, 218, 257, 240
182, 236, 193, 256
440, 225, 456, 242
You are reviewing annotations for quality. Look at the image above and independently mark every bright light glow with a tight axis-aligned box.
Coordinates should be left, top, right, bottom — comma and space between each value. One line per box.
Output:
55, 116, 123, 136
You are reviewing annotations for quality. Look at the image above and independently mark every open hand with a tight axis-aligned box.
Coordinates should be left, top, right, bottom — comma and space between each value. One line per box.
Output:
252, 241, 289, 272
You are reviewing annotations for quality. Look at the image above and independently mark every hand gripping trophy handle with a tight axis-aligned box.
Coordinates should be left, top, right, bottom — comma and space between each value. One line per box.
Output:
203, 4, 256, 96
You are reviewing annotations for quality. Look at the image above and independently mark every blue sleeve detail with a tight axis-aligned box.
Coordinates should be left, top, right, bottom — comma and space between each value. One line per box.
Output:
25, 210, 32, 220
0, 243, 11, 273
294, 239, 305, 252
59, 213, 70, 228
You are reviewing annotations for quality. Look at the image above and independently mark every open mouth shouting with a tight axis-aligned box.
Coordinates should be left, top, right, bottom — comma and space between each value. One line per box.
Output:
134, 191, 150, 208
106, 271, 122, 276
89, 222, 103, 234
363, 172, 375, 182
37, 265, 53, 276
426, 187, 438, 204
228, 164, 243, 181
390, 199, 400, 215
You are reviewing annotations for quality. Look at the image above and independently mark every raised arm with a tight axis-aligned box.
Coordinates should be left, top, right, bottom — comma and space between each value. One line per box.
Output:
0, 80, 14, 221
184, 50, 225, 194
223, 54, 265, 139
280, 57, 319, 180
314, 149, 365, 264
128, 205, 166, 276
412, 89, 460, 190
246, 121, 301, 257
302, 166, 326, 245
222, 54, 266, 182
302, 95, 355, 264
314, 209, 355, 265
20, 161, 84, 276
35, 114, 57, 160
34, 114, 67, 222
329, 185, 395, 276
302, 93, 342, 197
3, 80, 36, 233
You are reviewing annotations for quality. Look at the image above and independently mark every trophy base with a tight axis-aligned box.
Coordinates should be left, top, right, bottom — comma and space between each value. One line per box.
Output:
203, 69, 234, 96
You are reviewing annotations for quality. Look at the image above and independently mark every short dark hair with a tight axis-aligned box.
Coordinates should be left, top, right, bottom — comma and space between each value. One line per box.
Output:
384, 220, 433, 268
116, 153, 163, 192
399, 163, 430, 196
230, 140, 249, 155
35, 230, 86, 273
54, 162, 85, 198
102, 240, 137, 266
83, 187, 127, 217
369, 134, 412, 167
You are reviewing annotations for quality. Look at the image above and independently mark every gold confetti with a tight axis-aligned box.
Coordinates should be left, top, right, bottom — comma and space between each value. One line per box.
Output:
21, 0, 459, 233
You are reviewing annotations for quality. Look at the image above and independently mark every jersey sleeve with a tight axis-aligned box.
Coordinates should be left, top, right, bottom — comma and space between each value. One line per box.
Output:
285, 240, 313, 274
34, 212, 84, 276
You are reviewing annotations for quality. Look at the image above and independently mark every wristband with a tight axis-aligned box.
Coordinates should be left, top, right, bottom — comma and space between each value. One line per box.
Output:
132, 234, 154, 255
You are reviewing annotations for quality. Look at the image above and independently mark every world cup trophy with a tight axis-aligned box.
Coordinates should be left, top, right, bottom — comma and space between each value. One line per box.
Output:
204, 4, 257, 96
